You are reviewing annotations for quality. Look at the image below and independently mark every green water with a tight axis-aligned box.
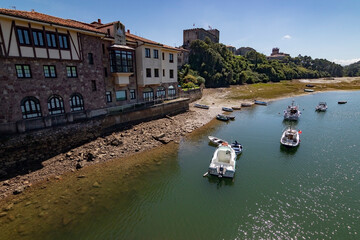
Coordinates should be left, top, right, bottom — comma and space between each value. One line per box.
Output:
1, 91, 360, 239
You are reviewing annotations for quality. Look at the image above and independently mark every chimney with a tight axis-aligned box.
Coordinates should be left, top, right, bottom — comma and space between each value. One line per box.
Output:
98, 19, 101, 24
127, 29, 130, 34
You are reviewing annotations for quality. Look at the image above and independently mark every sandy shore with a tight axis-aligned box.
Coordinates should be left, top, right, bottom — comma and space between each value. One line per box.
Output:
1, 78, 359, 201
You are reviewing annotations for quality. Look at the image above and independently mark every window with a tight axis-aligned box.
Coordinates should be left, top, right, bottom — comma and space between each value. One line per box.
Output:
16, 27, 31, 45
66, 66, 77, 78
154, 49, 159, 59
168, 85, 176, 97
16, 64, 32, 78
163, 69, 165, 77
169, 53, 174, 63
58, 34, 69, 49
91, 80, 97, 91
70, 93, 84, 112
46, 32, 57, 48
145, 48, 151, 58
156, 86, 166, 99
116, 90, 127, 101
21, 97, 42, 119
154, 68, 159, 78
130, 89, 136, 99
32, 29, 44, 47
170, 69, 174, 78
146, 68, 151, 78
88, 53, 94, 64
143, 87, 153, 101
43, 65, 56, 78
102, 44, 105, 54
109, 50, 134, 72
104, 67, 108, 77
48, 95, 65, 115
162, 52, 165, 60
106, 91, 112, 103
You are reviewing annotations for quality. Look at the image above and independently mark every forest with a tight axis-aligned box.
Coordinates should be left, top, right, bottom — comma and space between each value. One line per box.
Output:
178, 38, 349, 88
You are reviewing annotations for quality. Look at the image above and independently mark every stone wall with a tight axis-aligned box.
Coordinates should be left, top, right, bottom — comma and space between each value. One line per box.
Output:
0, 99, 189, 179
179, 88, 202, 102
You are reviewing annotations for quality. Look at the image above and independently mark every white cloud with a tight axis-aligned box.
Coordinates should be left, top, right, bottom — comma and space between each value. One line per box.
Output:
282, 35, 292, 40
332, 58, 360, 66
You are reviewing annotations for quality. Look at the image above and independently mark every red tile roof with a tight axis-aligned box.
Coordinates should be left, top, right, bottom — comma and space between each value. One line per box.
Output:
126, 32, 179, 51
0, 8, 104, 34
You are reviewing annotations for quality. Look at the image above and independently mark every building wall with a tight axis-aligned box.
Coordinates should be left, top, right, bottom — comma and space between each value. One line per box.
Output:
0, 33, 106, 124
183, 28, 219, 48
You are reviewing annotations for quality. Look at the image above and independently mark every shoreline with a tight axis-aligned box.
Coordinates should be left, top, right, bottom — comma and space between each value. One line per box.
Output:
1, 79, 360, 202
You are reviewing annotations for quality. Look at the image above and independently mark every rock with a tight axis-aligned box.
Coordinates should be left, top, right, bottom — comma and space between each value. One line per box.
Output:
62, 216, 72, 226
110, 138, 123, 146
154, 133, 165, 139
7, 214, 15, 221
13, 186, 25, 195
76, 161, 85, 169
92, 182, 101, 188
0, 212, 7, 217
38, 211, 48, 218
25, 201, 32, 206
65, 152, 72, 158
5, 203, 14, 211
55, 176, 62, 180
77, 175, 86, 178
3, 180, 10, 186
158, 137, 173, 144
86, 152, 95, 161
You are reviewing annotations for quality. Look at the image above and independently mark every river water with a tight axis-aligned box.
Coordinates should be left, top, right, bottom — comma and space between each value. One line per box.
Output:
1, 91, 360, 239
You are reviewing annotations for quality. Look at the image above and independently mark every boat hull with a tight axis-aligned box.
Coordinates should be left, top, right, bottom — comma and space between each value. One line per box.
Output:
280, 129, 300, 147
208, 167, 235, 178
208, 145, 236, 178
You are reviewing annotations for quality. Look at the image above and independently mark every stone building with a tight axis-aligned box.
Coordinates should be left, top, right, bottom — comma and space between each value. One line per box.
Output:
226, 45, 236, 54
183, 28, 219, 49
0, 9, 179, 134
267, 47, 290, 60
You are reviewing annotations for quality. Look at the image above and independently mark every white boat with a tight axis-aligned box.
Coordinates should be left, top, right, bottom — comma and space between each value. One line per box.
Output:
222, 107, 233, 112
315, 102, 327, 111
194, 103, 210, 109
208, 143, 236, 178
230, 141, 243, 155
208, 136, 227, 145
280, 127, 300, 147
283, 100, 301, 121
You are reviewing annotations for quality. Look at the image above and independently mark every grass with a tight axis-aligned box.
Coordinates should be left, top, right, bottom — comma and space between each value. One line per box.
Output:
226, 79, 360, 100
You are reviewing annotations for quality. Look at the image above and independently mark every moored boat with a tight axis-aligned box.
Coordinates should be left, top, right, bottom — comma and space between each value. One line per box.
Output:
208, 143, 236, 178
306, 84, 315, 87
254, 100, 268, 106
232, 106, 241, 110
231, 141, 243, 155
194, 103, 210, 109
316, 102, 327, 111
216, 114, 229, 121
283, 100, 301, 121
241, 102, 253, 107
222, 107, 233, 112
227, 115, 235, 120
304, 89, 314, 92
338, 101, 347, 104
208, 136, 227, 146
280, 127, 300, 147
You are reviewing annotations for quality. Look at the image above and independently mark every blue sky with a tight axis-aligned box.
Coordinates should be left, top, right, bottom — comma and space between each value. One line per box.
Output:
1, 0, 360, 65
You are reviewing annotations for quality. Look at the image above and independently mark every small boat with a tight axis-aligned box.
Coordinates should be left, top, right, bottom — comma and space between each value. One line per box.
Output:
231, 141, 243, 155
283, 100, 301, 121
194, 103, 209, 109
222, 107, 233, 112
208, 143, 236, 178
304, 89, 314, 92
232, 106, 241, 110
241, 102, 252, 107
227, 115, 235, 120
216, 114, 229, 121
254, 100, 268, 106
338, 101, 347, 104
208, 136, 228, 146
280, 127, 300, 147
315, 102, 327, 111
306, 84, 315, 87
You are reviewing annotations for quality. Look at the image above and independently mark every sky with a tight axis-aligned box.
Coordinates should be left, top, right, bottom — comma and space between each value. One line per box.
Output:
1, 0, 360, 65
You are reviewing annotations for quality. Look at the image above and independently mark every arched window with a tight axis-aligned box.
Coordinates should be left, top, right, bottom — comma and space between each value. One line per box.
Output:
168, 85, 176, 97
48, 95, 65, 115
70, 93, 84, 112
156, 86, 166, 99
21, 96, 42, 119
143, 87, 154, 102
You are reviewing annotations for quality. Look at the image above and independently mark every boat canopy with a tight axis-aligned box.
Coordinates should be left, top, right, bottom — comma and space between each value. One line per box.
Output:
216, 147, 232, 163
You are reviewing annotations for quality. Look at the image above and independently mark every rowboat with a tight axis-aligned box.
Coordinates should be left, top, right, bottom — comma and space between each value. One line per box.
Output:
208, 136, 227, 145
241, 102, 252, 107
338, 101, 347, 104
194, 103, 209, 109
216, 114, 229, 121
305, 84, 315, 87
254, 100, 268, 106
304, 89, 314, 92
232, 106, 241, 110
230, 141, 243, 155
222, 107, 233, 112
316, 102, 327, 111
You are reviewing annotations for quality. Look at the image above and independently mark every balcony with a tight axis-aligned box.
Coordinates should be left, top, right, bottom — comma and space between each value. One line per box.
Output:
112, 72, 133, 86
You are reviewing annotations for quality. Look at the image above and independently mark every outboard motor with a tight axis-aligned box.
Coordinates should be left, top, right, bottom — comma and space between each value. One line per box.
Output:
219, 165, 224, 177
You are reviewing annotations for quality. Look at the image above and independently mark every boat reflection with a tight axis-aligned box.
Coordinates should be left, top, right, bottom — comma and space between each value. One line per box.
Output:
279, 144, 299, 155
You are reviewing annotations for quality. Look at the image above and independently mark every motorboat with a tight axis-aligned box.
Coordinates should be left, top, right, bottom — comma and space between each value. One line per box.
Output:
194, 103, 209, 109
283, 100, 301, 121
316, 102, 327, 111
338, 101, 347, 104
208, 143, 236, 178
254, 100, 268, 106
216, 114, 229, 121
231, 141, 243, 155
241, 102, 252, 107
222, 107, 233, 112
280, 127, 300, 147
208, 136, 227, 146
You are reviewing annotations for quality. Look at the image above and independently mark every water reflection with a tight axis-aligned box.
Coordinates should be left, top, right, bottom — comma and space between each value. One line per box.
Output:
279, 144, 299, 155
206, 175, 235, 187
